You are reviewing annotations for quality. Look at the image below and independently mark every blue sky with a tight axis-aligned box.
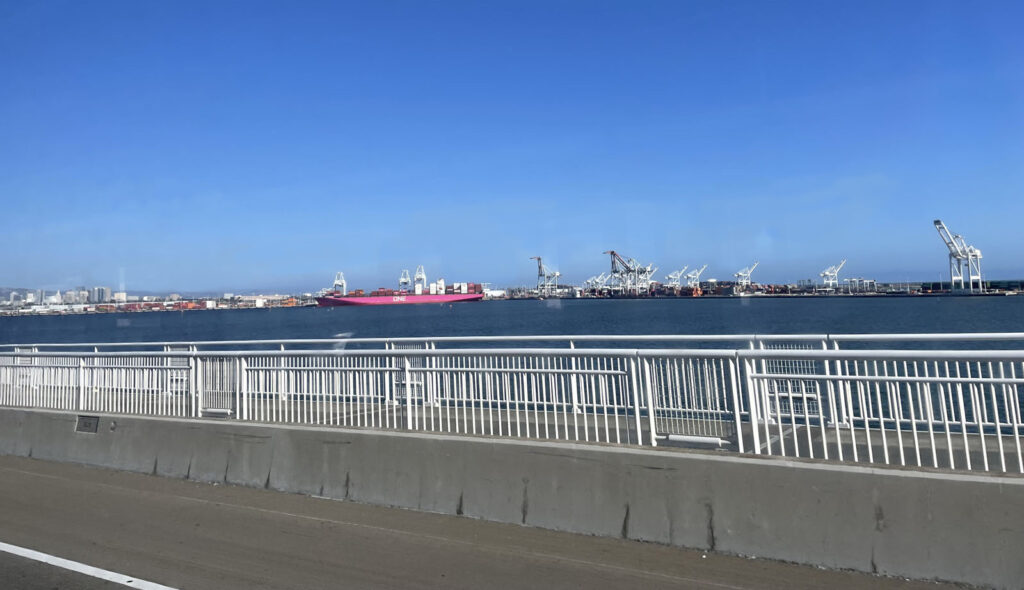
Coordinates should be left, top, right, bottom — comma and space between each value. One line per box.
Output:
2, 1, 1022, 293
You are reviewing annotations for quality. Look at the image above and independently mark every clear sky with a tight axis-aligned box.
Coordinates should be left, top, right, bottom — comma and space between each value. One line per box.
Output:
2, 1, 1022, 293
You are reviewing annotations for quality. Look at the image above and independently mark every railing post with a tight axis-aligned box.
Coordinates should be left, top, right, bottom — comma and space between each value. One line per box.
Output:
642, 357, 658, 447
834, 342, 849, 425
742, 356, 762, 454
819, 339, 832, 428
426, 343, 437, 407
628, 355, 646, 445
729, 353, 745, 453
194, 356, 203, 418
569, 340, 581, 413
404, 356, 413, 430
188, 356, 195, 417
234, 357, 241, 420
77, 357, 85, 411
278, 344, 287, 406
241, 357, 249, 420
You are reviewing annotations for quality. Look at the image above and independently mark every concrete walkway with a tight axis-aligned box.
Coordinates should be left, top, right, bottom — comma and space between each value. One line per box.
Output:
0, 455, 955, 590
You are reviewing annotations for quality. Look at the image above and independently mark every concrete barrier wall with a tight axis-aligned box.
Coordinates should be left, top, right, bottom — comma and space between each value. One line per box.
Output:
1, 408, 1021, 588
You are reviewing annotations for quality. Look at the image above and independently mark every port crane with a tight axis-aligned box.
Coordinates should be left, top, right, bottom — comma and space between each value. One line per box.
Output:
399, 269, 412, 290
530, 256, 561, 296
934, 220, 984, 293
734, 262, 759, 288
684, 264, 708, 288
664, 266, 689, 288
413, 265, 428, 292
583, 273, 609, 291
604, 250, 657, 295
333, 272, 347, 296
820, 259, 847, 290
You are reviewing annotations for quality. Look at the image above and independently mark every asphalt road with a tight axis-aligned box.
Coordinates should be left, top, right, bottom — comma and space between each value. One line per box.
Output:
0, 551, 123, 589
0, 455, 956, 590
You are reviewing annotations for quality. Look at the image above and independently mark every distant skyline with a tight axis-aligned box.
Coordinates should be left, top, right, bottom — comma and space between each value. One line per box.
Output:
3, 1, 1023, 292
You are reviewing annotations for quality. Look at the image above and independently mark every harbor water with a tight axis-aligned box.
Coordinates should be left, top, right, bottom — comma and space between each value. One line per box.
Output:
2, 297, 1024, 346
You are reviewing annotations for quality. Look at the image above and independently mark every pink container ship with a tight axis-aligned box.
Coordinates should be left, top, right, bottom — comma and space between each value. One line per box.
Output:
315, 267, 485, 307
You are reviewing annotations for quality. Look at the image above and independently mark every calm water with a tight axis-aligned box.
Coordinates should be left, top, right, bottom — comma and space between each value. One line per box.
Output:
2, 296, 1024, 345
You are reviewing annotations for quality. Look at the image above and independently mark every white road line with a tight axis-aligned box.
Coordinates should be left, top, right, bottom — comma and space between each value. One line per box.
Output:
0, 541, 177, 590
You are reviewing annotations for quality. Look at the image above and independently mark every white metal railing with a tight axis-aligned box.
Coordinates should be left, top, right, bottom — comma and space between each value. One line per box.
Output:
1, 335, 1022, 475
5, 332, 1024, 353
740, 349, 1024, 474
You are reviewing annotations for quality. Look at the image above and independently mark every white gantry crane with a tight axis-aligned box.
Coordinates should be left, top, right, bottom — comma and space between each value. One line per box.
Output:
583, 272, 609, 291
399, 269, 412, 290
664, 266, 689, 288
934, 219, 984, 293
820, 259, 847, 290
333, 272, 347, 296
530, 256, 561, 296
414, 265, 428, 291
603, 250, 657, 295
684, 264, 708, 288
734, 262, 759, 288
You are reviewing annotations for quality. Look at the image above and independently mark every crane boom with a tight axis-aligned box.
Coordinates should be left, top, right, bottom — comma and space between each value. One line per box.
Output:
734, 262, 759, 288
664, 266, 688, 288
934, 219, 984, 293
685, 264, 708, 288
332, 272, 347, 296
530, 256, 561, 295
934, 220, 967, 258
603, 250, 656, 294
820, 259, 847, 289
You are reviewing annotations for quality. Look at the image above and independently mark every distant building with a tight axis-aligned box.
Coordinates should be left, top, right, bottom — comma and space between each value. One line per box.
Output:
113, 292, 128, 303
91, 286, 111, 303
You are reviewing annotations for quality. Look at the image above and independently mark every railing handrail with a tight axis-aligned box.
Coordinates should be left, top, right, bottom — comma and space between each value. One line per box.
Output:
736, 348, 1024, 361
0, 338, 350, 350
0, 335, 804, 351
0, 348, 735, 359
4, 345, 1024, 363
5, 331, 1024, 351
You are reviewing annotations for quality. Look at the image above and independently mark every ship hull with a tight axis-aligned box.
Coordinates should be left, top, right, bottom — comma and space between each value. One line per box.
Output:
316, 293, 484, 306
